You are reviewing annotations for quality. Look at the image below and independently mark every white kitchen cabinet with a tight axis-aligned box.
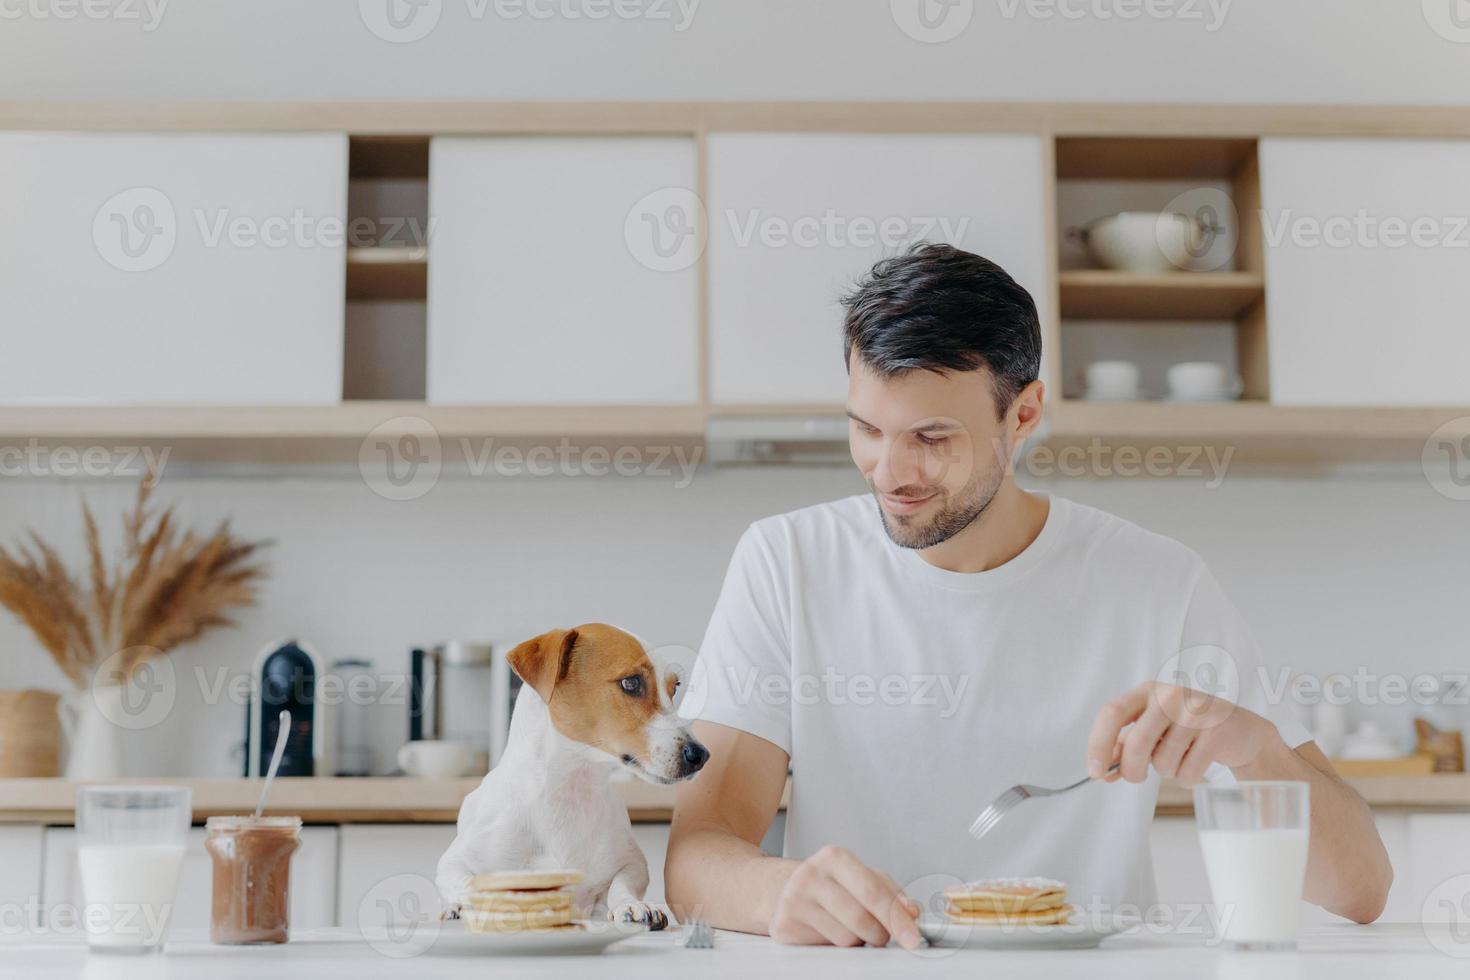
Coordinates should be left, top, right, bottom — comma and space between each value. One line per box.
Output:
1148, 816, 1210, 908
338, 824, 672, 919
1259, 138, 1470, 406
633, 823, 670, 906
0, 826, 44, 930
338, 823, 457, 928
706, 133, 1051, 406
1152, 812, 1419, 927
1406, 814, 1470, 924
0, 133, 347, 406
427, 137, 699, 405
41, 825, 338, 931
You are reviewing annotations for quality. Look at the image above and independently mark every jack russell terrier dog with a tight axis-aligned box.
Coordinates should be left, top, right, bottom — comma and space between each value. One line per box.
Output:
436, 624, 709, 928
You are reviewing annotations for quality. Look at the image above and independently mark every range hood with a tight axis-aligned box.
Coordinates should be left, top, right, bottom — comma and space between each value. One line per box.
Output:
705, 415, 852, 464
705, 414, 1054, 466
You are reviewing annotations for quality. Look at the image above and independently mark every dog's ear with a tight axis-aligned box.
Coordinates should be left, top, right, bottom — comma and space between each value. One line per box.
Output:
506, 628, 579, 703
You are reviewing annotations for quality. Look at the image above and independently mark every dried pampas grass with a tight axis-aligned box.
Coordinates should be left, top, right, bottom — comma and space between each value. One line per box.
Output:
0, 483, 268, 689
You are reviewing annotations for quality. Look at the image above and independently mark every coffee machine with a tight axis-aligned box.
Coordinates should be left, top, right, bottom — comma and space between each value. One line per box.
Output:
244, 639, 329, 777
409, 641, 510, 772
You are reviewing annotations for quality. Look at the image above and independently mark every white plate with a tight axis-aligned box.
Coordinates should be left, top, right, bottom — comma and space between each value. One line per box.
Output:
425, 920, 646, 956
918, 916, 1134, 951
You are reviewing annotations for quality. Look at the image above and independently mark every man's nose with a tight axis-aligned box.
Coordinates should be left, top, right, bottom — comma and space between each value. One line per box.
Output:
681, 740, 709, 773
871, 439, 909, 492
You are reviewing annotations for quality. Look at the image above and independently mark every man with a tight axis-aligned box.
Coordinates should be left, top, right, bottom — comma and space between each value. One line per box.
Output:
665, 243, 1391, 948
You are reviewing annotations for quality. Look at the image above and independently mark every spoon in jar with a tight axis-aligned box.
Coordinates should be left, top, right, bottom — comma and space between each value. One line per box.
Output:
253, 710, 291, 821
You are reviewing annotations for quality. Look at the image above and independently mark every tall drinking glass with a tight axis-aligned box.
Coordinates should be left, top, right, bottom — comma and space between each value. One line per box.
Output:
75, 786, 192, 954
1194, 781, 1310, 951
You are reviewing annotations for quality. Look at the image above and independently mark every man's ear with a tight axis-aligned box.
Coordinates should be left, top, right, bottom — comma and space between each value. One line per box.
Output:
1011, 379, 1046, 441
506, 628, 579, 703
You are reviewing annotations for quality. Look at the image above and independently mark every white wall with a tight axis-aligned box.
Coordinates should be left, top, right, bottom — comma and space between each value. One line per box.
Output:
2, 0, 1469, 104
2, 4, 1465, 775
0, 464, 1463, 777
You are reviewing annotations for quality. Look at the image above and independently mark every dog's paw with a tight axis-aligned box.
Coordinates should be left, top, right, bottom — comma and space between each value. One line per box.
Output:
439, 903, 463, 922
611, 902, 668, 931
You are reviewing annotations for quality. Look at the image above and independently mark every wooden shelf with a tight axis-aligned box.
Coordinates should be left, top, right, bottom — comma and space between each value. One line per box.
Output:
0, 404, 707, 465
707, 404, 850, 418
694, 402, 1470, 463
0, 403, 705, 440
346, 245, 427, 301
1156, 773, 1470, 814
1047, 401, 1470, 462
349, 135, 430, 180
6, 102, 1470, 138
1059, 270, 1265, 321
0, 774, 1453, 825
0, 777, 726, 825
1056, 136, 1258, 180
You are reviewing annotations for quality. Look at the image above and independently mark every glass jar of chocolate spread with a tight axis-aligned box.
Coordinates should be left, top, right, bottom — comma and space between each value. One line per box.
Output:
204, 816, 302, 945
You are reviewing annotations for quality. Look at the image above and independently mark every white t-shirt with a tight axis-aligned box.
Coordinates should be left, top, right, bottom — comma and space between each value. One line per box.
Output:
682, 493, 1310, 913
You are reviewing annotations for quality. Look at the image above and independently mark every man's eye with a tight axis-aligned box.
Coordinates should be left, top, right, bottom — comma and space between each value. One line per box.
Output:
917, 434, 947, 447
620, 676, 644, 696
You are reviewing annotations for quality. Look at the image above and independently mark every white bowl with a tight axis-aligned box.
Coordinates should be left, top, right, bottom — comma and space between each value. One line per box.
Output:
1167, 362, 1241, 402
1071, 211, 1221, 274
1083, 359, 1140, 397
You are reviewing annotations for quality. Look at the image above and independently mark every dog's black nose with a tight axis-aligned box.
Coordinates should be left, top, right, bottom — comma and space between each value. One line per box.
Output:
681, 740, 709, 773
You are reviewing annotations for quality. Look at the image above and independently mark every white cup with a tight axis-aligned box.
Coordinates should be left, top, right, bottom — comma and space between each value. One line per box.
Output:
1167, 362, 1240, 402
1194, 781, 1310, 951
1083, 360, 1141, 401
397, 740, 474, 778
76, 786, 192, 954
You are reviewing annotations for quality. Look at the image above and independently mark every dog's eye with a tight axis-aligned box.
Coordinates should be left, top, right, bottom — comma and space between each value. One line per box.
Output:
620, 676, 644, 696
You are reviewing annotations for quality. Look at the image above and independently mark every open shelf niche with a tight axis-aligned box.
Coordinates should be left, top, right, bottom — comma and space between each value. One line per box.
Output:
1053, 136, 1269, 406
343, 136, 431, 401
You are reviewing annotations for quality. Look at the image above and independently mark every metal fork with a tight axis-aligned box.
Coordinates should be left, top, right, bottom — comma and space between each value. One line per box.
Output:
683, 918, 714, 949
968, 764, 1120, 841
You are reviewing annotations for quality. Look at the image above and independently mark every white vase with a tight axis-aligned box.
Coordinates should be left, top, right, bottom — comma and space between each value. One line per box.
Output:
58, 685, 124, 780
1312, 694, 1350, 760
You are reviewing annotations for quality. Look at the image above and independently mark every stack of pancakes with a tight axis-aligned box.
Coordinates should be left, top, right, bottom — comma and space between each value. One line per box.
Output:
943, 877, 1073, 926
463, 870, 585, 933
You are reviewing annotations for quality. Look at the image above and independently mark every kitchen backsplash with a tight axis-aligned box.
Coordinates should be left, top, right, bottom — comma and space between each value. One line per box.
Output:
0, 464, 1463, 777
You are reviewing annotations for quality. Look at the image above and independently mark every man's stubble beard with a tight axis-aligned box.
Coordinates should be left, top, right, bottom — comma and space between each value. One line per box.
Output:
875, 453, 1007, 551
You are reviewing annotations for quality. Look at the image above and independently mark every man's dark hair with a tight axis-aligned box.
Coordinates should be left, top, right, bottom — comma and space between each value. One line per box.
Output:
841, 243, 1042, 418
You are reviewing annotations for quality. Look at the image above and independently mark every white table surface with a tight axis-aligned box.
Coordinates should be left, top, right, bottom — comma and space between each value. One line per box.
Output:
3, 922, 1465, 979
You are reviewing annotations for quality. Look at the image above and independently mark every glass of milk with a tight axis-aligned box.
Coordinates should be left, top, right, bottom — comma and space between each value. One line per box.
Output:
75, 786, 192, 954
1194, 781, 1310, 951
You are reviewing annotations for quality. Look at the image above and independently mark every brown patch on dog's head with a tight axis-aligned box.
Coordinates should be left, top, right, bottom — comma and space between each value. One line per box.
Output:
506, 628, 579, 703
507, 623, 658, 756
505, 623, 708, 782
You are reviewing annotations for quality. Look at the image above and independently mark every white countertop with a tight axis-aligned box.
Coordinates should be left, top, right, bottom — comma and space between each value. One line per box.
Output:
1, 774, 1462, 825
4, 923, 1465, 980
